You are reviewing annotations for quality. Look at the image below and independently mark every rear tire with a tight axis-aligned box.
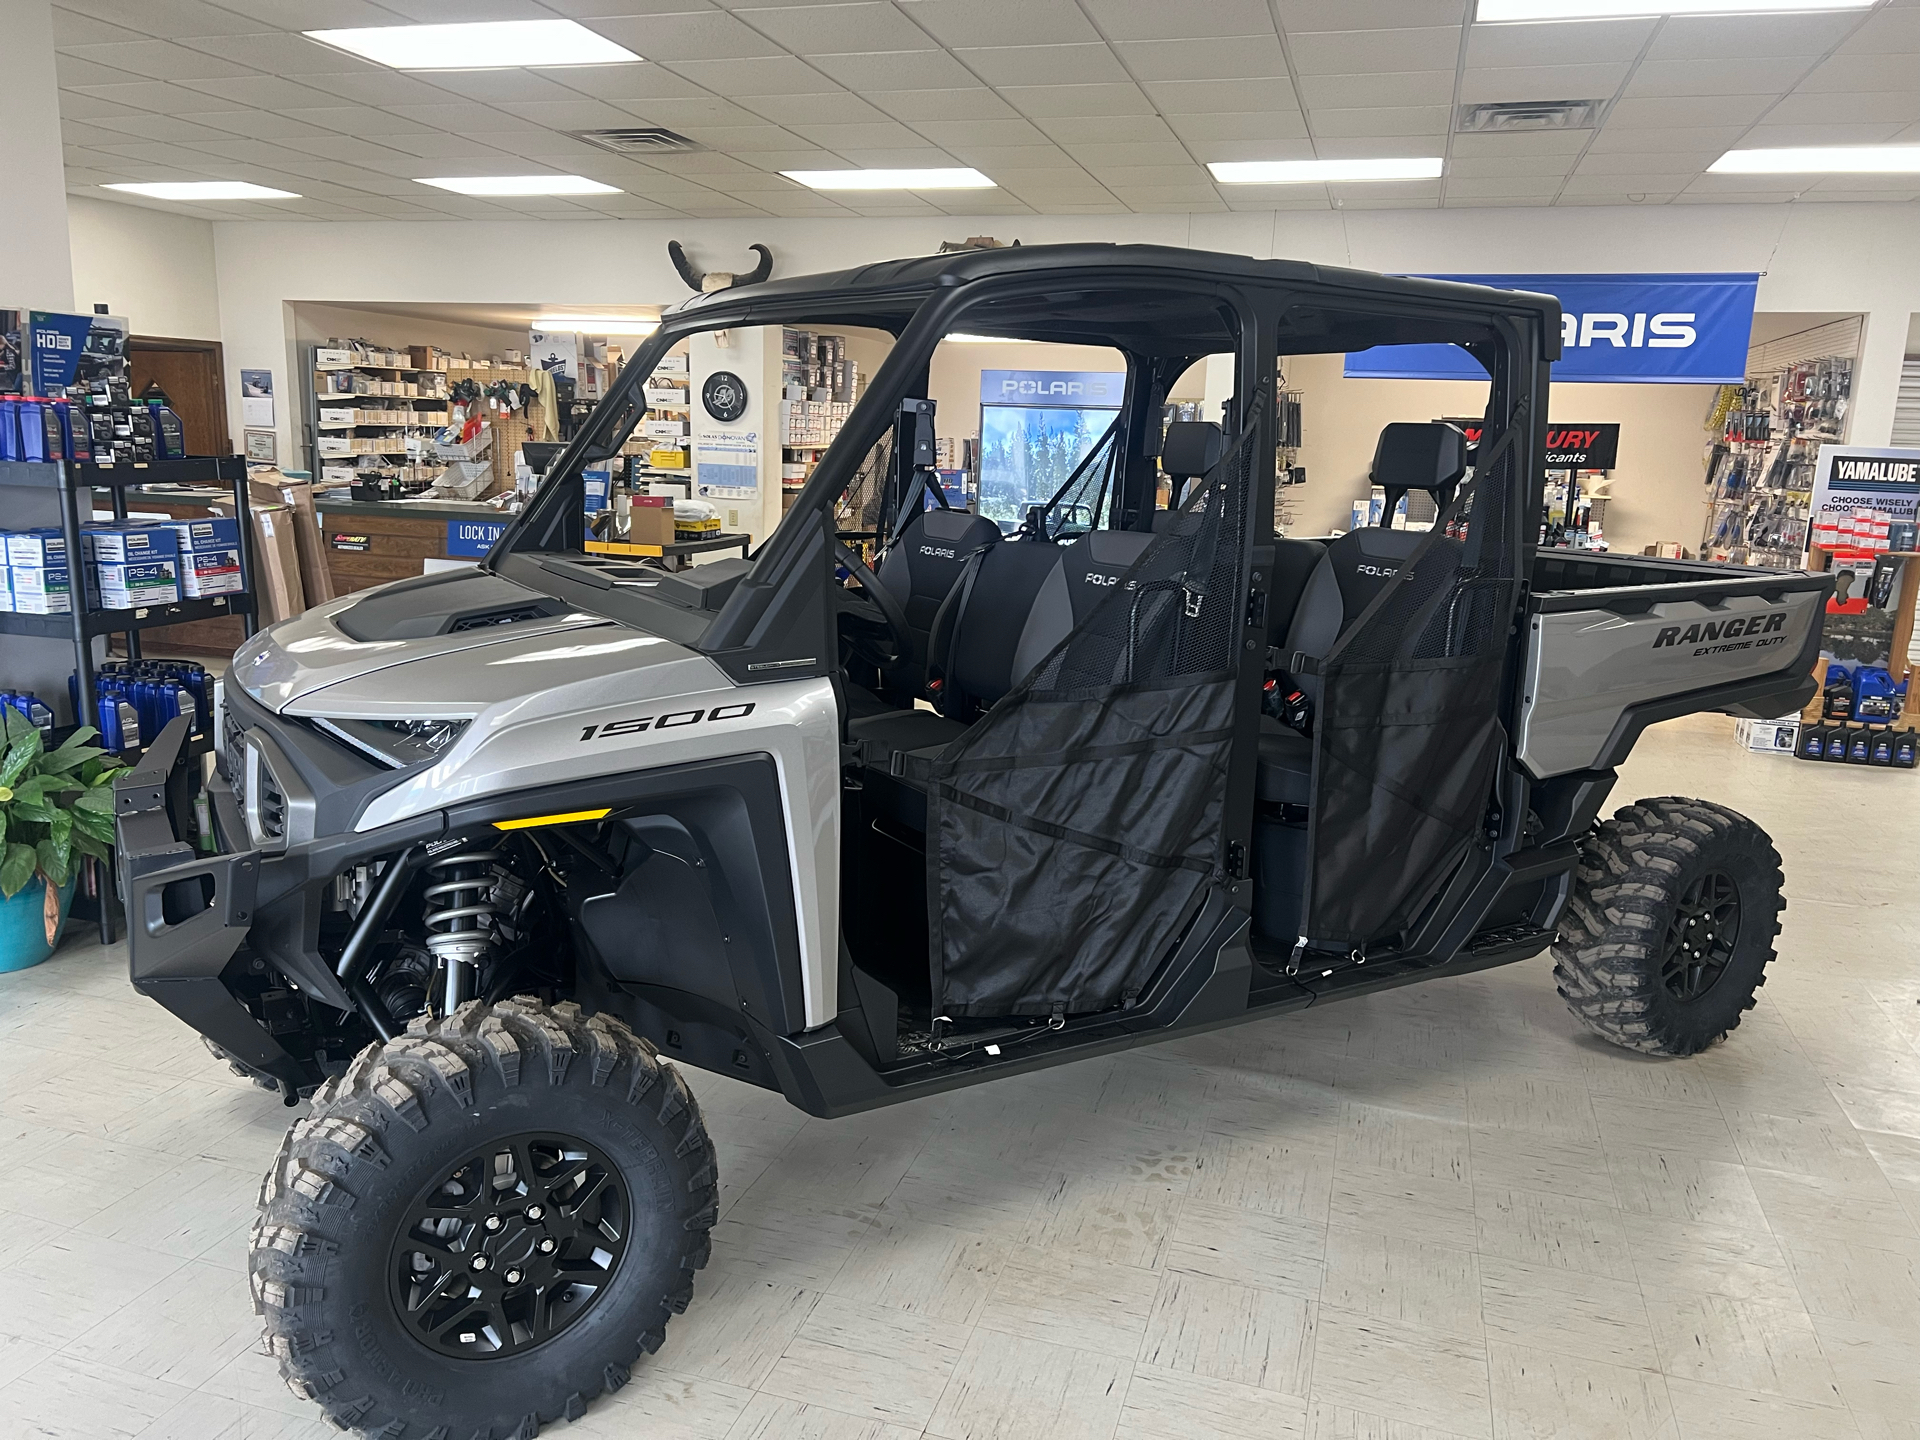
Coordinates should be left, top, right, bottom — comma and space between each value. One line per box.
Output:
1554, 797, 1784, 1057
250, 998, 716, 1438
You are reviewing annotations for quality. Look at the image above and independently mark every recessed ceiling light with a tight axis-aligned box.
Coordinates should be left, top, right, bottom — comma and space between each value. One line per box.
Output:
305, 20, 638, 71
531, 316, 661, 334
1710, 145, 1920, 174
943, 334, 1037, 344
102, 181, 300, 200
781, 168, 996, 190
416, 175, 621, 196
1477, 0, 1868, 21
1209, 158, 1444, 184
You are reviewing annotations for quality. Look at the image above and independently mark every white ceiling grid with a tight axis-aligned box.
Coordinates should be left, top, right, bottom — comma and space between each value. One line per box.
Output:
51, 0, 1920, 221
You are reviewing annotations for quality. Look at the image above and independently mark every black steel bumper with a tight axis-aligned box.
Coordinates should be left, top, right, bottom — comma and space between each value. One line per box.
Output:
114, 716, 309, 1093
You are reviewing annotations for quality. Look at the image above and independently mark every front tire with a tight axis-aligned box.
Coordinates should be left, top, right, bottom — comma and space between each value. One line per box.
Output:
1554, 797, 1784, 1057
250, 998, 716, 1438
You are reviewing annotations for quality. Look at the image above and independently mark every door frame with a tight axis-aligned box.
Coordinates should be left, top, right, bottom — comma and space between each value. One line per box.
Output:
128, 334, 232, 454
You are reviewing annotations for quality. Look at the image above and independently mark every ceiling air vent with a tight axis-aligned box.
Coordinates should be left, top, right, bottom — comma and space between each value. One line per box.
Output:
1456, 99, 1607, 134
570, 127, 702, 155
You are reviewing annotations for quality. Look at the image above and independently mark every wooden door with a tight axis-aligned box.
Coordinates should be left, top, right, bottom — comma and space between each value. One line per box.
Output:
129, 337, 231, 455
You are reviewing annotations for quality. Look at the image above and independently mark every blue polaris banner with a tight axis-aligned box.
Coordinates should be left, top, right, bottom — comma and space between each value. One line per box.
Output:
1345, 273, 1758, 384
27, 311, 95, 394
446, 518, 508, 558
981, 369, 1124, 408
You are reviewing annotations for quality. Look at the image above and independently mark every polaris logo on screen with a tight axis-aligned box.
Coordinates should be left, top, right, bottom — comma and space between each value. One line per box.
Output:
997, 376, 1116, 402
1561, 313, 1695, 348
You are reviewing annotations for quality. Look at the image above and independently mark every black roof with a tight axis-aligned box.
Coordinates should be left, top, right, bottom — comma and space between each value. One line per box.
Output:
660, 242, 1561, 358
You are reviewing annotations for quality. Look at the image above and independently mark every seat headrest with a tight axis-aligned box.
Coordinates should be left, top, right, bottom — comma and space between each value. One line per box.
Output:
1162, 420, 1225, 480
1370, 422, 1468, 527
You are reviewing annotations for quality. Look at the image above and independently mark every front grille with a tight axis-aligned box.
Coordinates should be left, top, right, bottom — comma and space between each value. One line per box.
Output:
254, 757, 286, 842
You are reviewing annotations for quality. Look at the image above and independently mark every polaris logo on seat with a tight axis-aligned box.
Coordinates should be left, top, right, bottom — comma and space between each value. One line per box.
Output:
1653, 612, 1787, 656
919, 544, 955, 559
1083, 572, 1136, 588
1355, 564, 1398, 578
1561, 313, 1695, 348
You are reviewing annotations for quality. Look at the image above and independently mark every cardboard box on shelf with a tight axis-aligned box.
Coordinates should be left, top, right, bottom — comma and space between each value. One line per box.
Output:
95, 558, 180, 609
629, 495, 675, 546
179, 547, 244, 598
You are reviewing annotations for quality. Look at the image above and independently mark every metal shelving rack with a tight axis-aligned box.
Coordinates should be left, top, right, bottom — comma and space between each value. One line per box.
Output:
0, 455, 257, 741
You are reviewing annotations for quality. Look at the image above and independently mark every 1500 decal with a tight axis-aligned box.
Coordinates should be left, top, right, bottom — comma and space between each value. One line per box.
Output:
580, 702, 754, 741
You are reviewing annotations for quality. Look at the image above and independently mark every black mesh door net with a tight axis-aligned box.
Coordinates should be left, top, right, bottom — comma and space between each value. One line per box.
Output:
1301, 422, 1525, 953
902, 406, 1261, 1018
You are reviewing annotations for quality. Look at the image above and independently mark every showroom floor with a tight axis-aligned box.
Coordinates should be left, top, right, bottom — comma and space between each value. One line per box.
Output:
1, 712, 1916, 1440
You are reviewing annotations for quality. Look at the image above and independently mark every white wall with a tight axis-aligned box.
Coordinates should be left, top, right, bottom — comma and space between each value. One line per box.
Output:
201, 201, 1920, 487
68, 196, 221, 341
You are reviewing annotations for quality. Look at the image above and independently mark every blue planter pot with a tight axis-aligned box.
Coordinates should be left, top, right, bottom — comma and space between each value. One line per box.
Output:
0, 873, 77, 973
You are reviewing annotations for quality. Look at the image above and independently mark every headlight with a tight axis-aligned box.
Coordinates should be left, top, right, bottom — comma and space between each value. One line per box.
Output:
311, 717, 470, 769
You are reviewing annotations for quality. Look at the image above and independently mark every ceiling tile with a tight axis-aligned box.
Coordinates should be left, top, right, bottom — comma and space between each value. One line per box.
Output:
276, 107, 444, 138
1834, 7, 1920, 55
1313, 133, 1454, 157
895, 0, 1101, 49
1033, 113, 1178, 145
1765, 90, 1920, 124
174, 75, 352, 109
1797, 54, 1920, 92
1648, 12, 1864, 61
1584, 123, 1746, 153
618, 96, 772, 126
1444, 176, 1565, 197
379, 102, 540, 131
911, 117, 1050, 147
827, 146, 959, 166
51, 9, 151, 47
865, 87, 1019, 121
59, 39, 256, 81
64, 78, 226, 112
734, 90, 887, 124
288, 72, 472, 107
953, 44, 1130, 87
1573, 150, 1720, 177
1447, 153, 1578, 177
1140, 78, 1300, 114
1297, 71, 1456, 109
85, 111, 239, 144
1464, 18, 1653, 67
942, 143, 1078, 169
374, 132, 525, 160
66, 0, 286, 39
1458, 64, 1632, 105
1449, 129, 1590, 155
1737, 121, 1909, 147
1288, 28, 1460, 75
581, 10, 783, 61
57, 54, 148, 88
414, 71, 591, 104
807, 49, 978, 88
656, 55, 842, 94
1111, 35, 1289, 82
1164, 111, 1308, 143
995, 83, 1156, 117
1607, 95, 1778, 128
1081, 0, 1272, 42
725, 147, 843, 168
177, 32, 388, 77
548, 63, 713, 103
1278, 0, 1463, 32
1626, 58, 1813, 98
1059, 140, 1194, 168
495, 99, 652, 128
1074, 162, 1208, 184
1199, 138, 1319, 163
785, 119, 932, 147
734, 3, 933, 54
57, 92, 151, 120
1308, 105, 1451, 138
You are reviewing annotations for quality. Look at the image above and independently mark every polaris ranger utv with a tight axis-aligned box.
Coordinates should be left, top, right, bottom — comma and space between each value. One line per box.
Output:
115, 244, 1828, 1439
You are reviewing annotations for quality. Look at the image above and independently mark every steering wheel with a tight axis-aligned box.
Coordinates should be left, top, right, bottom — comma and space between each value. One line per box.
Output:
834, 539, 912, 677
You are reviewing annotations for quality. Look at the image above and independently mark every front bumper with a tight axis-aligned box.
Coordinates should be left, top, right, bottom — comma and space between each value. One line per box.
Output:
114, 716, 307, 1092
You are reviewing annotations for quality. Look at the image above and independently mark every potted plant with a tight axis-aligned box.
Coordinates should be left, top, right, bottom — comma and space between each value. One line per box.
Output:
0, 709, 119, 973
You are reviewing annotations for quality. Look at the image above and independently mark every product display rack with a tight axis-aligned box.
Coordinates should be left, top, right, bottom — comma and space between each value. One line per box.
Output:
314, 348, 451, 476
1702, 354, 1853, 570
0, 455, 255, 746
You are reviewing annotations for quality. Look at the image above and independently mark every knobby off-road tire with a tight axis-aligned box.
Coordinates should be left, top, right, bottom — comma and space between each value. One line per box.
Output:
1554, 797, 1784, 1057
250, 998, 716, 1439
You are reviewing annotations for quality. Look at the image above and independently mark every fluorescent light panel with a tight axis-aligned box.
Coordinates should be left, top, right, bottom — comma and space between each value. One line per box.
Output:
417, 175, 620, 196
103, 181, 299, 200
532, 316, 660, 333
782, 168, 995, 190
1478, 0, 1868, 20
305, 20, 638, 70
1209, 157, 1443, 184
944, 333, 1036, 344
1710, 145, 1920, 174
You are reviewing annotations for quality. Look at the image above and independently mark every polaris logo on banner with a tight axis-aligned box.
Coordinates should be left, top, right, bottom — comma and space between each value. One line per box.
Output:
1345, 273, 1757, 385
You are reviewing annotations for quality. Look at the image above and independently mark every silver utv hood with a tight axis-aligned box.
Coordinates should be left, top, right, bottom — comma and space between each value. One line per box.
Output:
231, 569, 713, 716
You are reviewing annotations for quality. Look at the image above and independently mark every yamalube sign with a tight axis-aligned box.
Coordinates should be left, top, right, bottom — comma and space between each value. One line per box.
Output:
1347, 273, 1758, 384
1811, 446, 1920, 528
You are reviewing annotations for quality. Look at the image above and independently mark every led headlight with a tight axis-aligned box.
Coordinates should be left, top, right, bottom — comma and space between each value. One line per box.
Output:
312, 717, 470, 769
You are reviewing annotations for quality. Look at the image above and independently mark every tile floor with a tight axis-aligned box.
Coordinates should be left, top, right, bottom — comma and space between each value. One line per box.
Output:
2, 710, 1918, 1440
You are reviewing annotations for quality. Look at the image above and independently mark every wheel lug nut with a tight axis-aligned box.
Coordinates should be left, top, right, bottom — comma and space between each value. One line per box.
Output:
484, 1215, 503, 1232
525, 1204, 544, 1221
505, 1268, 523, 1285
538, 1238, 556, 1254
471, 1255, 489, 1271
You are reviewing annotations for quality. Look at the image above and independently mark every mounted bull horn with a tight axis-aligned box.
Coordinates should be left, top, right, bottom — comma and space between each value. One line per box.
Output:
668, 241, 774, 293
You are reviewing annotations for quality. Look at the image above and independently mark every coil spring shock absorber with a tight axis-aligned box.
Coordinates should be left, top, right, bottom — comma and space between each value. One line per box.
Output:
422, 847, 505, 1012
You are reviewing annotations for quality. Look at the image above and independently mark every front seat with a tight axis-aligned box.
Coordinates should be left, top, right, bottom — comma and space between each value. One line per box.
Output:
1258, 422, 1469, 806
873, 501, 1002, 693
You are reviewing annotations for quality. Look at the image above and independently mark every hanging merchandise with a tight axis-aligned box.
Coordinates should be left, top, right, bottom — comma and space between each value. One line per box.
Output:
1701, 355, 1855, 570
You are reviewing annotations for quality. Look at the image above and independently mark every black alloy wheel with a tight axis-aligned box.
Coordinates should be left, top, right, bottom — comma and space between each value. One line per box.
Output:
391, 1132, 630, 1360
1660, 870, 1741, 1002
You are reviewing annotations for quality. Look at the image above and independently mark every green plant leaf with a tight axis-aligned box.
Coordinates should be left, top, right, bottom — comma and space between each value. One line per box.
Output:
7, 800, 58, 827
71, 828, 111, 864
71, 808, 115, 846
73, 786, 115, 815
36, 835, 70, 889
8, 775, 51, 807
55, 725, 99, 751
36, 746, 97, 775
0, 725, 40, 789
0, 841, 35, 899
0, 808, 7, 848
